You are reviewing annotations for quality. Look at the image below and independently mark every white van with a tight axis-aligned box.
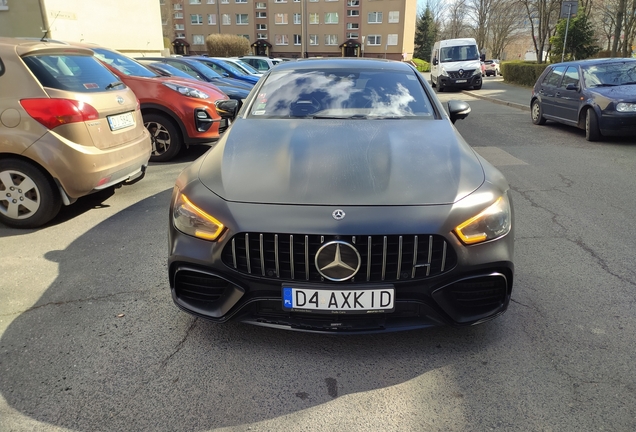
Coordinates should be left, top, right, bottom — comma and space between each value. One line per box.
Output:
430, 38, 482, 91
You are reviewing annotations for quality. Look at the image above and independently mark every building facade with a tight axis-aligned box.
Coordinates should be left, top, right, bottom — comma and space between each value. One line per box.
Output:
162, 0, 417, 60
0, 0, 166, 57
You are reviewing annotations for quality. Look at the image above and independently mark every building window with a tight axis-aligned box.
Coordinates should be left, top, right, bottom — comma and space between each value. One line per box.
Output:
325, 12, 338, 24
222, 14, 231, 25
174, 12, 183, 19
176, 33, 186, 38
207, 14, 216, 24
256, 11, 267, 18
191, 14, 203, 24
367, 35, 381, 45
238, 34, 249, 39
275, 13, 288, 24
257, 23, 267, 30
207, 0, 216, 4
309, 13, 319, 24
275, 34, 289, 45
346, 32, 358, 39
368, 12, 382, 23
257, 33, 268, 39
309, 0, 318, 2
293, 34, 301, 45
293, 13, 301, 24
388, 11, 399, 23
189, 0, 201, 4
193, 35, 205, 45
236, 13, 248, 24
387, 34, 398, 45
174, 4, 182, 10
236, 0, 247, 3
256, 2, 266, 8
275, 0, 287, 2
325, 35, 338, 45
309, 34, 319, 45
347, 10, 359, 17
221, 0, 229, 3
347, 0, 359, 6
175, 24, 185, 30
346, 22, 358, 30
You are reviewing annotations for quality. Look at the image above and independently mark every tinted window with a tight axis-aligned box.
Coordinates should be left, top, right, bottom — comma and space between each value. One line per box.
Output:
0, 58, 4, 76
249, 69, 433, 119
561, 66, 580, 88
22, 54, 121, 92
544, 66, 566, 86
92, 48, 157, 78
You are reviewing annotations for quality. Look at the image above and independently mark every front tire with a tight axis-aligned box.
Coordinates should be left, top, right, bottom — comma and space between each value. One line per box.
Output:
0, 159, 61, 228
531, 99, 546, 125
585, 108, 601, 142
430, 76, 436, 88
144, 113, 183, 162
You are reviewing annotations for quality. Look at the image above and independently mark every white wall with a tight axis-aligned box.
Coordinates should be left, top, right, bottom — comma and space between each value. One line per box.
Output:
44, 0, 166, 55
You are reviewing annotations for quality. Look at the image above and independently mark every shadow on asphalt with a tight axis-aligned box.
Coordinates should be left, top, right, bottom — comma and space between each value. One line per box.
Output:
0, 185, 506, 430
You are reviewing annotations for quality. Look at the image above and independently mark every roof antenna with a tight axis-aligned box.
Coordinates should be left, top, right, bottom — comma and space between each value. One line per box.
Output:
41, 11, 60, 42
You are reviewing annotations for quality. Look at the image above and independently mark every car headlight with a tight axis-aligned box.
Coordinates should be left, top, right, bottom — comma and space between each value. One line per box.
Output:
172, 190, 224, 241
163, 82, 209, 99
616, 102, 636, 112
454, 195, 511, 245
441, 67, 448, 76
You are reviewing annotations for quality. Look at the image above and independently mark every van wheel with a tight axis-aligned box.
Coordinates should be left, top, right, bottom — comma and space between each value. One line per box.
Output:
430, 77, 436, 88
585, 108, 601, 142
473, 82, 482, 90
144, 114, 183, 162
0, 159, 61, 228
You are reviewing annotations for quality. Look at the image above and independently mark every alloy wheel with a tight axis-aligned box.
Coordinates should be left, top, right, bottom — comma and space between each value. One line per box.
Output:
0, 169, 41, 220
145, 121, 172, 157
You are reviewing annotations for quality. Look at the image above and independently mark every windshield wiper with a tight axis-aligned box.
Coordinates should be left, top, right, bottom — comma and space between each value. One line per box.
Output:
593, 83, 618, 87
105, 81, 125, 89
621, 81, 636, 85
313, 114, 368, 119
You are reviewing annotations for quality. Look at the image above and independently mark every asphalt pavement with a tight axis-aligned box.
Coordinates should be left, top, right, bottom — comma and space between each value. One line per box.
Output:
421, 72, 532, 111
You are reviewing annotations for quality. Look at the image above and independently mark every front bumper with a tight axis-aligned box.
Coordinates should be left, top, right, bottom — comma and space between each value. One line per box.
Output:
438, 73, 482, 89
600, 112, 636, 137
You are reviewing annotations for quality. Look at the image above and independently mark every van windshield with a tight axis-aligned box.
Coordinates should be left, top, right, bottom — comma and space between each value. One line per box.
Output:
440, 45, 479, 62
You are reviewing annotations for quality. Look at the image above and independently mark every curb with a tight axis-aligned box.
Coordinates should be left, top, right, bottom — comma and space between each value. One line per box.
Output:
462, 90, 530, 112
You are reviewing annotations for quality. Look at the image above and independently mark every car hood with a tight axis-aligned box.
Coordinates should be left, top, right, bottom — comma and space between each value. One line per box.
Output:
590, 85, 636, 101
197, 119, 485, 206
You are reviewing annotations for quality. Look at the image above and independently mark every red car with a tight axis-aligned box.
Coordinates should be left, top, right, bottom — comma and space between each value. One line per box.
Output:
72, 44, 238, 162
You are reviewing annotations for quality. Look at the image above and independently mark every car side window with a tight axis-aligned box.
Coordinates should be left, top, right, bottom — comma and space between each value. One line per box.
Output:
544, 66, 566, 87
561, 66, 580, 88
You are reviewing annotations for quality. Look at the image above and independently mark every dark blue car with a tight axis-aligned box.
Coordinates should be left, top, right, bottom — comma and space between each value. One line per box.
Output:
188, 56, 261, 85
531, 58, 636, 141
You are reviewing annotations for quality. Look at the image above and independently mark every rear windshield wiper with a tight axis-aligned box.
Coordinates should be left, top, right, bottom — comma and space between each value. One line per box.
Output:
105, 81, 125, 89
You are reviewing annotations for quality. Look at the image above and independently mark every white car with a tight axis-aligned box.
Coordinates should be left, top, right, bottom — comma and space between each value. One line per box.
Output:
484, 59, 501, 76
222, 57, 264, 76
239, 56, 283, 73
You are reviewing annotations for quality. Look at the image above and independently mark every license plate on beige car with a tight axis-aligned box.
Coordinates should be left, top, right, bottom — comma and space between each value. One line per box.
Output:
107, 112, 135, 131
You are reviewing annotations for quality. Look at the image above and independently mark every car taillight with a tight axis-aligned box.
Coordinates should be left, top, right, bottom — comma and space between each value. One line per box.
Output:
20, 98, 100, 130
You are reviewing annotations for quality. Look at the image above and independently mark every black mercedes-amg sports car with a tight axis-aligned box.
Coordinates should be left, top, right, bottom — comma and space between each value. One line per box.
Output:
168, 58, 514, 333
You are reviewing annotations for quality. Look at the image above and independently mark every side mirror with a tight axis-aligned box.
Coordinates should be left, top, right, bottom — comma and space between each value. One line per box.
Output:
215, 99, 239, 119
565, 83, 579, 91
432, 58, 438, 66
447, 100, 471, 124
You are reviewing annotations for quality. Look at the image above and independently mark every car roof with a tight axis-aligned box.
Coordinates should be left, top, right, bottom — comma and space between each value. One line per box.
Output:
269, 58, 412, 73
0, 37, 94, 57
549, 57, 636, 68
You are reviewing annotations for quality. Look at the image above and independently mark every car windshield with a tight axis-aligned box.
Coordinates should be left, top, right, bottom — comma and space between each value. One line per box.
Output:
92, 48, 158, 78
230, 59, 260, 75
22, 54, 121, 92
249, 68, 434, 119
582, 61, 636, 87
147, 62, 199, 80
440, 45, 479, 62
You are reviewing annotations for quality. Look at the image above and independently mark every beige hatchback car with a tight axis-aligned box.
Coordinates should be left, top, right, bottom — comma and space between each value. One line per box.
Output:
0, 38, 151, 228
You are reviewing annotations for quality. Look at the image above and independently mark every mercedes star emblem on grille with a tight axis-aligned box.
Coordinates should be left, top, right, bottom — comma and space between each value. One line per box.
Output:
315, 241, 361, 282
332, 209, 345, 220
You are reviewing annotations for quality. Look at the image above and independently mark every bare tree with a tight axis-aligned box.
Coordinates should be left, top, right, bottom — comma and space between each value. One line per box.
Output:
466, 0, 493, 49
443, 0, 469, 39
517, 0, 562, 63
488, 0, 526, 58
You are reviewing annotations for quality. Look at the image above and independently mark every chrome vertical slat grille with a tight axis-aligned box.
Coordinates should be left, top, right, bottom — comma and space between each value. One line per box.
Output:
222, 233, 457, 283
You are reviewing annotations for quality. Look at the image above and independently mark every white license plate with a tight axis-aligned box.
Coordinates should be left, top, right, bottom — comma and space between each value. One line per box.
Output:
455, 79, 467, 83
107, 112, 135, 131
282, 286, 394, 313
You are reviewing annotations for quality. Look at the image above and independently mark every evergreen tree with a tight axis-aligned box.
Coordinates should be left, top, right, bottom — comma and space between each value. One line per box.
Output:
414, 6, 438, 60
549, 15, 600, 61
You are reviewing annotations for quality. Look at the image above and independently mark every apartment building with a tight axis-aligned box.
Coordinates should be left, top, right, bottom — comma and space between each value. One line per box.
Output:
162, 0, 417, 60
0, 0, 166, 56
